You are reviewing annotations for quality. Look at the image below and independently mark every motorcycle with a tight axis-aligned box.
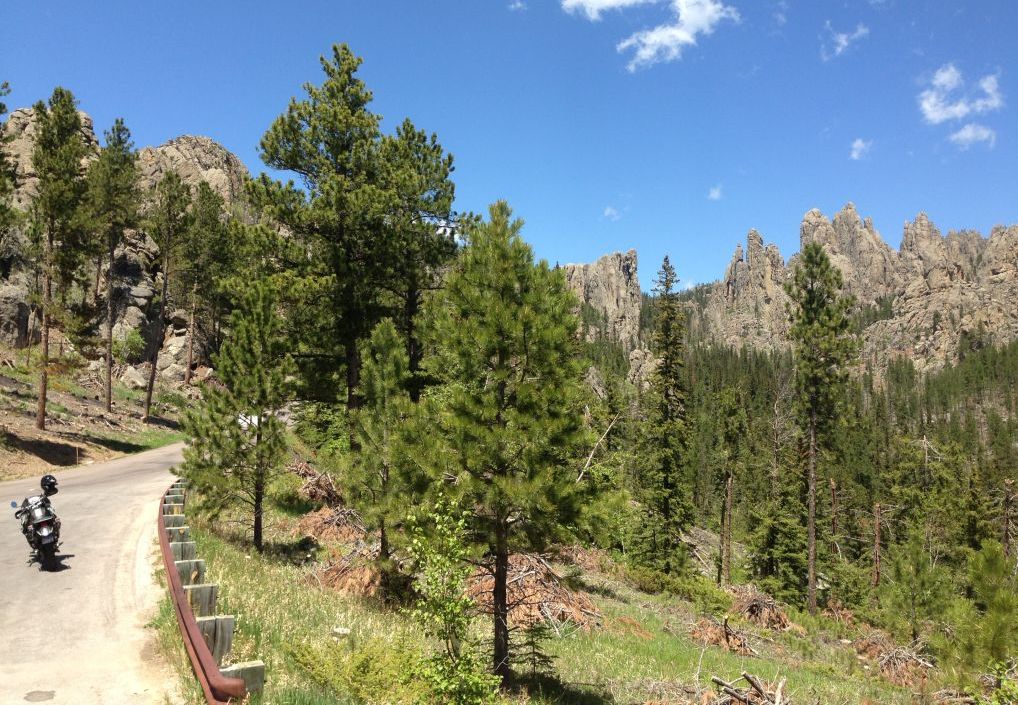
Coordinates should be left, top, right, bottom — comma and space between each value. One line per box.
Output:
11, 474, 62, 570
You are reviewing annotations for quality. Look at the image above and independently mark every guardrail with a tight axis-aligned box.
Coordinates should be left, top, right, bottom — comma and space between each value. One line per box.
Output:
157, 478, 264, 702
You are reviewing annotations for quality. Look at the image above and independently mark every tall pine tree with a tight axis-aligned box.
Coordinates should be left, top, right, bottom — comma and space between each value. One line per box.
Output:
29, 87, 89, 430
143, 171, 191, 421
638, 256, 692, 575
86, 118, 139, 412
422, 201, 586, 684
252, 44, 388, 414
182, 282, 293, 552
785, 241, 855, 613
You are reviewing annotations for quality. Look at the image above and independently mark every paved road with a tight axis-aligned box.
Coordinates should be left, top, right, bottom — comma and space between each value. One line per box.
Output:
0, 443, 186, 705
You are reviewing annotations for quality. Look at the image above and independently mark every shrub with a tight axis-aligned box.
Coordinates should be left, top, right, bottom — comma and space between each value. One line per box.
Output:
624, 565, 732, 615
113, 329, 146, 365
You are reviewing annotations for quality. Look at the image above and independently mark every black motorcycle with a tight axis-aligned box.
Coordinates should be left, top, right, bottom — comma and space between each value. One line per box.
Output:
11, 474, 62, 570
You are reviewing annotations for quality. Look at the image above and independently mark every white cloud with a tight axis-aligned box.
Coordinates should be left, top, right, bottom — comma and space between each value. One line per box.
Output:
919, 64, 1003, 124
949, 123, 996, 150
508, 0, 527, 9
615, 0, 740, 71
773, 1, 788, 27
821, 21, 869, 61
561, 0, 659, 21
603, 206, 622, 220
850, 138, 872, 160
707, 184, 723, 200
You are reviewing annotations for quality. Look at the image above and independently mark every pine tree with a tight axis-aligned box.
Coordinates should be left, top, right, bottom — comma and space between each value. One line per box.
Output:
715, 386, 748, 585
884, 533, 950, 642
86, 118, 139, 412
422, 201, 586, 684
143, 171, 191, 421
785, 242, 856, 614
29, 87, 90, 430
178, 181, 228, 384
638, 256, 692, 575
182, 282, 294, 552
346, 319, 414, 576
252, 44, 388, 414
377, 120, 457, 400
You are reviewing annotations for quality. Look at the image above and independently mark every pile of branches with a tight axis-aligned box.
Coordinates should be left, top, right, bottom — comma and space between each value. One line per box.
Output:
296, 506, 367, 545
853, 630, 894, 660
878, 645, 934, 687
467, 553, 602, 632
311, 546, 383, 598
709, 672, 788, 704
823, 598, 855, 626
690, 616, 757, 656
289, 455, 342, 505
729, 585, 790, 631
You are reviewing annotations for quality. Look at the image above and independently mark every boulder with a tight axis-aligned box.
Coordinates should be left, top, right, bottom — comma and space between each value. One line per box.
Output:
0, 283, 36, 348
120, 366, 149, 390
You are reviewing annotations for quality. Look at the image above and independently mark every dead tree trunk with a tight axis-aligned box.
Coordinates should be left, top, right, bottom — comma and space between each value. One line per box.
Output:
872, 502, 882, 588
104, 237, 115, 412
36, 231, 52, 431
184, 284, 197, 385
1003, 479, 1015, 558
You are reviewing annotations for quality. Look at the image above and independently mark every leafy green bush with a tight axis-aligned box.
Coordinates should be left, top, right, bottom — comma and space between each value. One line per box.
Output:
113, 329, 146, 364
406, 497, 499, 705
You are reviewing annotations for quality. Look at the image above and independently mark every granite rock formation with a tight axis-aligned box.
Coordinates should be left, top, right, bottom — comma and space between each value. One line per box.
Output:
563, 249, 643, 353
1, 107, 248, 381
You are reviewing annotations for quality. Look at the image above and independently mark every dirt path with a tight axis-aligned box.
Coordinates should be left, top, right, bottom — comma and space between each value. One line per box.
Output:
0, 443, 186, 704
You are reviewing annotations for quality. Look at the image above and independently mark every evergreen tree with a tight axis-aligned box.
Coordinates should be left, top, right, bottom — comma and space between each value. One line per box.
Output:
785, 241, 856, 613
346, 319, 414, 577
883, 533, 951, 642
715, 386, 748, 585
29, 87, 90, 430
422, 201, 586, 684
953, 541, 1018, 671
178, 181, 228, 384
182, 282, 293, 551
143, 171, 191, 421
377, 119, 457, 400
252, 43, 388, 413
86, 118, 139, 412
638, 256, 692, 575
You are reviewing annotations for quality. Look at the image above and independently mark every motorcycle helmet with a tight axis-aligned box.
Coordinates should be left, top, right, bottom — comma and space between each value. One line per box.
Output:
41, 474, 58, 496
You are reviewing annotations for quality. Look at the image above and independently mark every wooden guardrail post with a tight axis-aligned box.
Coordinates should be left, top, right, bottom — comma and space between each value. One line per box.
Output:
221, 662, 265, 694
171, 541, 198, 561
184, 584, 219, 617
175, 559, 206, 586
196, 615, 235, 666
167, 525, 191, 542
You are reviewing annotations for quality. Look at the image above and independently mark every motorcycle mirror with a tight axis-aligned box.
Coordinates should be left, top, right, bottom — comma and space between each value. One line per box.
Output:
9, 500, 16, 508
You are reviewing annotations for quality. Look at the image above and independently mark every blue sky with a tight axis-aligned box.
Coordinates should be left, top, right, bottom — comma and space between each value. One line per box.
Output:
2, 1, 1015, 290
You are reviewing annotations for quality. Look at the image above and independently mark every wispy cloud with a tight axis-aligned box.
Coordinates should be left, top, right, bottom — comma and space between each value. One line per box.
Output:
949, 123, 996, 150
561, 0, 658, 21
850, 138, 872, 160
562, 0, 739, 71
821, 21, 869, 61
918, 64, 1003, 125
707, 184, 723, 200
773, 0, 788, 27
603, 205, 622, 221
617, 0, 740, 71
508, 0, 527, 10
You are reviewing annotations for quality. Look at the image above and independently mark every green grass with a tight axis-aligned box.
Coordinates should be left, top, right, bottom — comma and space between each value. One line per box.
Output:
87, 427, 187, 454
167, 500, 918, 705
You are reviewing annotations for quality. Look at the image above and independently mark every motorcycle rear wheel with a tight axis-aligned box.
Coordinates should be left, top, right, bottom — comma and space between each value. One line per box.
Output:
39, 543, 57, 571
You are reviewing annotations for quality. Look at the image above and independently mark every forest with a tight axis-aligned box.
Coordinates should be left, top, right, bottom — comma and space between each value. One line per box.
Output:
2, 44, 1017, 705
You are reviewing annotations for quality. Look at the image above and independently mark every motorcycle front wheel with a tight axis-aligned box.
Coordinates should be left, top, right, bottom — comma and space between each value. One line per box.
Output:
39, 543, 57, 571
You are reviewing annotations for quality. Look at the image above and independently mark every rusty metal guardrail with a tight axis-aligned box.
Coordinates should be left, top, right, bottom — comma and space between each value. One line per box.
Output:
157, 479, 256, 703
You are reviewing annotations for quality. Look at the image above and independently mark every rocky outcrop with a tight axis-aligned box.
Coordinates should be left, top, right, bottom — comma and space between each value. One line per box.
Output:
696, 204, 1018, 374
137, 135, 249, 205
2, 107, 99, 209
1, 106, 247, 383
563, 249, 643, 352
